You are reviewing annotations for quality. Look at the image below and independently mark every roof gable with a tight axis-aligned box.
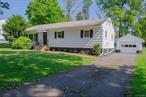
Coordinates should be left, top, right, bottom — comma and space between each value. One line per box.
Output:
116, 34, 144, 42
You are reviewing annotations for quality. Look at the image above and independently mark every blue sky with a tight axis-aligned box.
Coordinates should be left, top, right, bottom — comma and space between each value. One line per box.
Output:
0, 0, 30, 19
0, 0, 98, 20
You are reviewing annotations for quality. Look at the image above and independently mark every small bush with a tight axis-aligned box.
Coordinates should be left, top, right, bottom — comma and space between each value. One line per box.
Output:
74, 50, 77, 53
80, 50, 85, 54
63, 49, 67, 52
12, 37, 32, 49
52, 49, 55, 51
7, 35, 16, 44
92, 44, 101, 56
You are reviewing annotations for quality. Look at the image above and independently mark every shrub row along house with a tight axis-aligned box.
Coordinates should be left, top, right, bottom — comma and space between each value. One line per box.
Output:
26, 18, 115, 54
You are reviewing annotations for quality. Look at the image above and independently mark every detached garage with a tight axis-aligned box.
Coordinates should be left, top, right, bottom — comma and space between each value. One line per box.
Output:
116, 34, 144, 54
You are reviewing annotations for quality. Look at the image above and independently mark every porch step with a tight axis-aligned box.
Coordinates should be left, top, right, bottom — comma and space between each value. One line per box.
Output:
33, 45, 49, 51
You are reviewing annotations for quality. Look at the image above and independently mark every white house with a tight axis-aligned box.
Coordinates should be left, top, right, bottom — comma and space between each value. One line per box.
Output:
26, 18, 115, 54
116, 34, 144, 53
0, 19, 7, 44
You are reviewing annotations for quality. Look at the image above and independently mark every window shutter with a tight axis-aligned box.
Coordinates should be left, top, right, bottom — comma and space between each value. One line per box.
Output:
90, 29, 93, 38
80, 30, 83, 38
62, 31, 64, 38
55, 32, 57, 39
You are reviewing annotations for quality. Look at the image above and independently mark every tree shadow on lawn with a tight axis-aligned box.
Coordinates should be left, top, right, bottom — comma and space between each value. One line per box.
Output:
0, 51, 90, 91
1, 63, 135, 97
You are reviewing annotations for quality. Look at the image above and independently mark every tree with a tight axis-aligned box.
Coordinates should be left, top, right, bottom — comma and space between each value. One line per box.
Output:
64, 0, 74, 21
26, 0, 64, 25
2, 15, 29, 43
76, 0, 92, 20
0, 1, 9, 14
76, 11, 84, 20
82, 0, 92, 19
140, 16, 146, 45
96, 0, 145, 37
63, 0, 81, 21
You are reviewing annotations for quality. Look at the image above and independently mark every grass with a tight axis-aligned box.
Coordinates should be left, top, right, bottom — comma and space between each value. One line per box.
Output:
0, 43, 12, 50
129, 48, 146, 97
0, 50, 95, 90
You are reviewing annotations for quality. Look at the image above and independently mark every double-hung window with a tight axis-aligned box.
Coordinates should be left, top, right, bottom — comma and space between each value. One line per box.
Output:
80, 29, 93, 38
84, 30, 90, 38
54, 31, 64, 39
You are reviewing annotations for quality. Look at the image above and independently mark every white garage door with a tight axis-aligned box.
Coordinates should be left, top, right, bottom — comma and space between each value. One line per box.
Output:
120, 44, 137, 53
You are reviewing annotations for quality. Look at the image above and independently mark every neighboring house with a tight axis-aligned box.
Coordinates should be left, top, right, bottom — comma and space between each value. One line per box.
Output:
116, 34, 144, 54
0, 19, 7, 44
26, 18, 115, 54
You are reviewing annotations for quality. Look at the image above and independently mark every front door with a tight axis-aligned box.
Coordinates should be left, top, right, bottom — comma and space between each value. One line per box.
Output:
43, 32, 47, 45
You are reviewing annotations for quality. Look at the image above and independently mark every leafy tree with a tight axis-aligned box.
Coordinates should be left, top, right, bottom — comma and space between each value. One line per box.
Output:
2, 15, 29, 43
96, 0, 145, 37
76, 11, 84, 20
63, 0, 80, 21
0, 1, 9, 14
76, 0, 92, 20
82, 0, 92, 19
26, 0, 64, 25
140, 16, 146, 45
64, 0, 74, 21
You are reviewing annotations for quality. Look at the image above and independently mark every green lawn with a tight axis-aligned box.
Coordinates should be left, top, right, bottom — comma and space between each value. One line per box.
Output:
0, 51, 95, 90
0, 43, 12, 50
129, 48, 146, 97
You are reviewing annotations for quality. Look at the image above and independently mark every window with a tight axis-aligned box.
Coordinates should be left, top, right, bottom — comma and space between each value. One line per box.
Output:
80, 29, 93, 38
125, 45, 128, 47
133, 45, 136, 47
84, 30, 90, 38
55, 31, 64, 39
129, 45, 132, 47
34, 34, 38, 41
57, 32, 62, 38
121, 44, 137, 48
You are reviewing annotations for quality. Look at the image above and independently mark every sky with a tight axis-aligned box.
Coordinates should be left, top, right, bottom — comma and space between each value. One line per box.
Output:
0, 0, 98, 20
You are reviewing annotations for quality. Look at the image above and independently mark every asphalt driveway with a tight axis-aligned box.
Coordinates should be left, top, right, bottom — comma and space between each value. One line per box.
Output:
2, 53, 136, 97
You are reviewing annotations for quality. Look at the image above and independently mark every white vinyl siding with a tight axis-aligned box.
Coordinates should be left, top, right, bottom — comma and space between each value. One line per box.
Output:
116, 34, 144, 53
102, 20, 115, 49
46, 26, 103, 48
36, 18, 115, 51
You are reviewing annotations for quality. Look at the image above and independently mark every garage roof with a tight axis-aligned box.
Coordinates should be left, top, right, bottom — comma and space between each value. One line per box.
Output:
26, 18, 108, 32
116, 34, 144, 42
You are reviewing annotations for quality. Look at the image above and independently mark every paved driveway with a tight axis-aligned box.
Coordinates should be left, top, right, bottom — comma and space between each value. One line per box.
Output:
2, 53, 136, 97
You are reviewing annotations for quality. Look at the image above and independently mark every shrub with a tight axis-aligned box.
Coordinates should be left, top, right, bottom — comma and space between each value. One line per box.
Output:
92, 44, 101, 56
12, 37, 32, 49
7, 35, 16, 44
80, 50, 85, 54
